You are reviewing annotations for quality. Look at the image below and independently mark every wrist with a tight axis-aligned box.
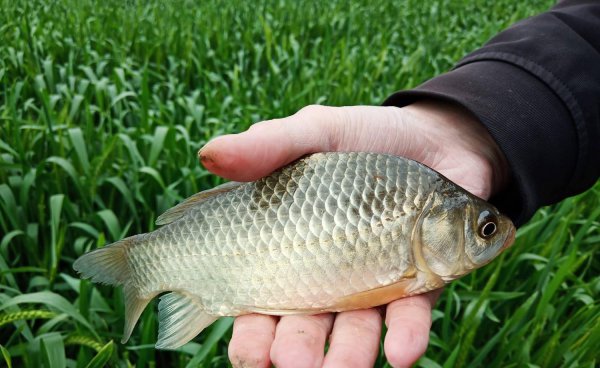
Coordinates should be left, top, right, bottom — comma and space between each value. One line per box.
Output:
401, 100, 510, 199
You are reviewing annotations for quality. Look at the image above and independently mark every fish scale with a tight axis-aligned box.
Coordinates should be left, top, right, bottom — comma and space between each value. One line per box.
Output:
74, 151, 515, 349
135, 153, 429, 312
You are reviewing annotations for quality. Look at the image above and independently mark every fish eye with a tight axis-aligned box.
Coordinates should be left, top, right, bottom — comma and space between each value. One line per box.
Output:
477, 210, 498, 239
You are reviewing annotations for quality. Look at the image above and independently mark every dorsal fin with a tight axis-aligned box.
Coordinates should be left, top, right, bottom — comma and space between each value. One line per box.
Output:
156, 181, 244, 225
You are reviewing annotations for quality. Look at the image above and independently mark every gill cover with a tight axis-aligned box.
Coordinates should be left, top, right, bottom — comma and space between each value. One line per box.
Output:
418, 192, 469, 279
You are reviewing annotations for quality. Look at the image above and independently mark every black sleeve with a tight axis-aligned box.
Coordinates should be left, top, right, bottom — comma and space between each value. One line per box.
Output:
383, 0, 600, 226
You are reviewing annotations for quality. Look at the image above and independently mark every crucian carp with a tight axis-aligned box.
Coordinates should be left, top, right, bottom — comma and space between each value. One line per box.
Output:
74, 152, 515, 349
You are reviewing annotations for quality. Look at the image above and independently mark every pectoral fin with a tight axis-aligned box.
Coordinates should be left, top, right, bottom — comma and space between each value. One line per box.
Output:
155, 292, 217, 350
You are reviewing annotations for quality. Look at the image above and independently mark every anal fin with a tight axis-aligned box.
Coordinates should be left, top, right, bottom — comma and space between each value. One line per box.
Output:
156, 292, 217, 350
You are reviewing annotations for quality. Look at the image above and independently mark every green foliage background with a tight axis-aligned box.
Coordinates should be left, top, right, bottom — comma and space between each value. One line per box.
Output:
0, 0, 598, 367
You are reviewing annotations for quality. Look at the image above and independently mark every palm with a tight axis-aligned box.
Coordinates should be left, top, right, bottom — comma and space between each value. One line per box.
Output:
199, 103, 502, 368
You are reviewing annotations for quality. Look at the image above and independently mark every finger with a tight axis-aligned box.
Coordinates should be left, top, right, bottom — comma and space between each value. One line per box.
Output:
228, 314, 278, 368
322, 309, 382, 368
270, 314, 334, 368
198, 105, 337, 181
198, 105, 415, 181
384, 290, 442, 368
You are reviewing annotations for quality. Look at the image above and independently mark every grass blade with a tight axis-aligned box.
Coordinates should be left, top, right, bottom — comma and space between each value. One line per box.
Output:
40, 332, 66, 368
84, 340, 114, 368
0, 344, 11, 368
96, 209, 122, 242
49, 194, 65, 283
67, 128, 90, 172
185, 318, 233, 368
148, 126, 169, 167
0, 291, 98, 338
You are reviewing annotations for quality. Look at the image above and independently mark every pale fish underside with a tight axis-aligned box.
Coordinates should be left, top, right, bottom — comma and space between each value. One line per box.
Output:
74, 152, 515, 349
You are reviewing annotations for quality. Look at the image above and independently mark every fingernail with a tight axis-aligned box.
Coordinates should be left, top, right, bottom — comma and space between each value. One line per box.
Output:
198, 149, 215, 166
198, 138, 218, 164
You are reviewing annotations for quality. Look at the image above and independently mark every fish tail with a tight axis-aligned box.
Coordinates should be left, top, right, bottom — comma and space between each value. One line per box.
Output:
73, 235, 138, 285
74, 235, 155, 343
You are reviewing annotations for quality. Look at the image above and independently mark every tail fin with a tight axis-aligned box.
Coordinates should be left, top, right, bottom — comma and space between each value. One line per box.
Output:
73, 235, 154, 343
73, 236, 136, 285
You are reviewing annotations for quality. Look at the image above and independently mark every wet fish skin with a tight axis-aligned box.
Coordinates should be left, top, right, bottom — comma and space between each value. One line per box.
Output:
74, 152, 515, 349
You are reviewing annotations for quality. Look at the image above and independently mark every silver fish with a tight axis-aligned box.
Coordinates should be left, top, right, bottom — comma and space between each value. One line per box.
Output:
74, 152, 515, 349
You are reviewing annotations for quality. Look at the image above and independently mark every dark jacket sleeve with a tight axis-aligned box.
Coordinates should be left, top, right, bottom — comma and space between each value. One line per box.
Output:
383, 0, 600, 226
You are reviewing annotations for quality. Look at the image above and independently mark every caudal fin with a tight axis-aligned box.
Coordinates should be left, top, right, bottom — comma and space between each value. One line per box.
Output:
73, 235, 154, 343
73, 236, 136, 285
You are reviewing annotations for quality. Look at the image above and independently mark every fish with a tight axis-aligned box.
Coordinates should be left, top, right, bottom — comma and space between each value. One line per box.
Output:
73, 152, 515, 349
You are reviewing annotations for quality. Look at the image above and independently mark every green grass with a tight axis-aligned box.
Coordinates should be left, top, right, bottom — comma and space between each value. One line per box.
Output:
0, 0, 598, 367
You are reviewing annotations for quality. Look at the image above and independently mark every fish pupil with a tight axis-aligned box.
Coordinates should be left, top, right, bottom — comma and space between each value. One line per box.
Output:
477, 210, 498, 239
480, 222, 497, 238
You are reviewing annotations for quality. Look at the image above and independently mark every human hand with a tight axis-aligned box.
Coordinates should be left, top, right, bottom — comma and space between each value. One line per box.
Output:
199, 101, 508, 367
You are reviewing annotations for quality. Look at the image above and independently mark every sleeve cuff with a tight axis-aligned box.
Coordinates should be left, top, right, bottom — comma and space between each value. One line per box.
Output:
383, 60, 576, 226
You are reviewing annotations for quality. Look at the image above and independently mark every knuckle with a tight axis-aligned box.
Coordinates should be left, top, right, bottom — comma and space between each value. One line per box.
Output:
297, 104, 328, 116
247, 122, 262, 131
248, 119, 272, 131
296, 105, 345, 150
347, 313, 382, 335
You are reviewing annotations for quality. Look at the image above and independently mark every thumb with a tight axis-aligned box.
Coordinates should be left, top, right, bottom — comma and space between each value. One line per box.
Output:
198, 105, 409, 181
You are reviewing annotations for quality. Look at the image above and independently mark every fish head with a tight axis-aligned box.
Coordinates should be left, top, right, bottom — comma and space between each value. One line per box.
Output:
462, 198, 515, 269
418, 190, 516, 281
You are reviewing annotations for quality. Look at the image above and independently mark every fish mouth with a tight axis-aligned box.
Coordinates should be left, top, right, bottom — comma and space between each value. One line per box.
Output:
502, 224, 516, 250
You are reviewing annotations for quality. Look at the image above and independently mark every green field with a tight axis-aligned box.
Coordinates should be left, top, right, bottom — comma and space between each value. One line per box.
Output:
1, 0, 598, 367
